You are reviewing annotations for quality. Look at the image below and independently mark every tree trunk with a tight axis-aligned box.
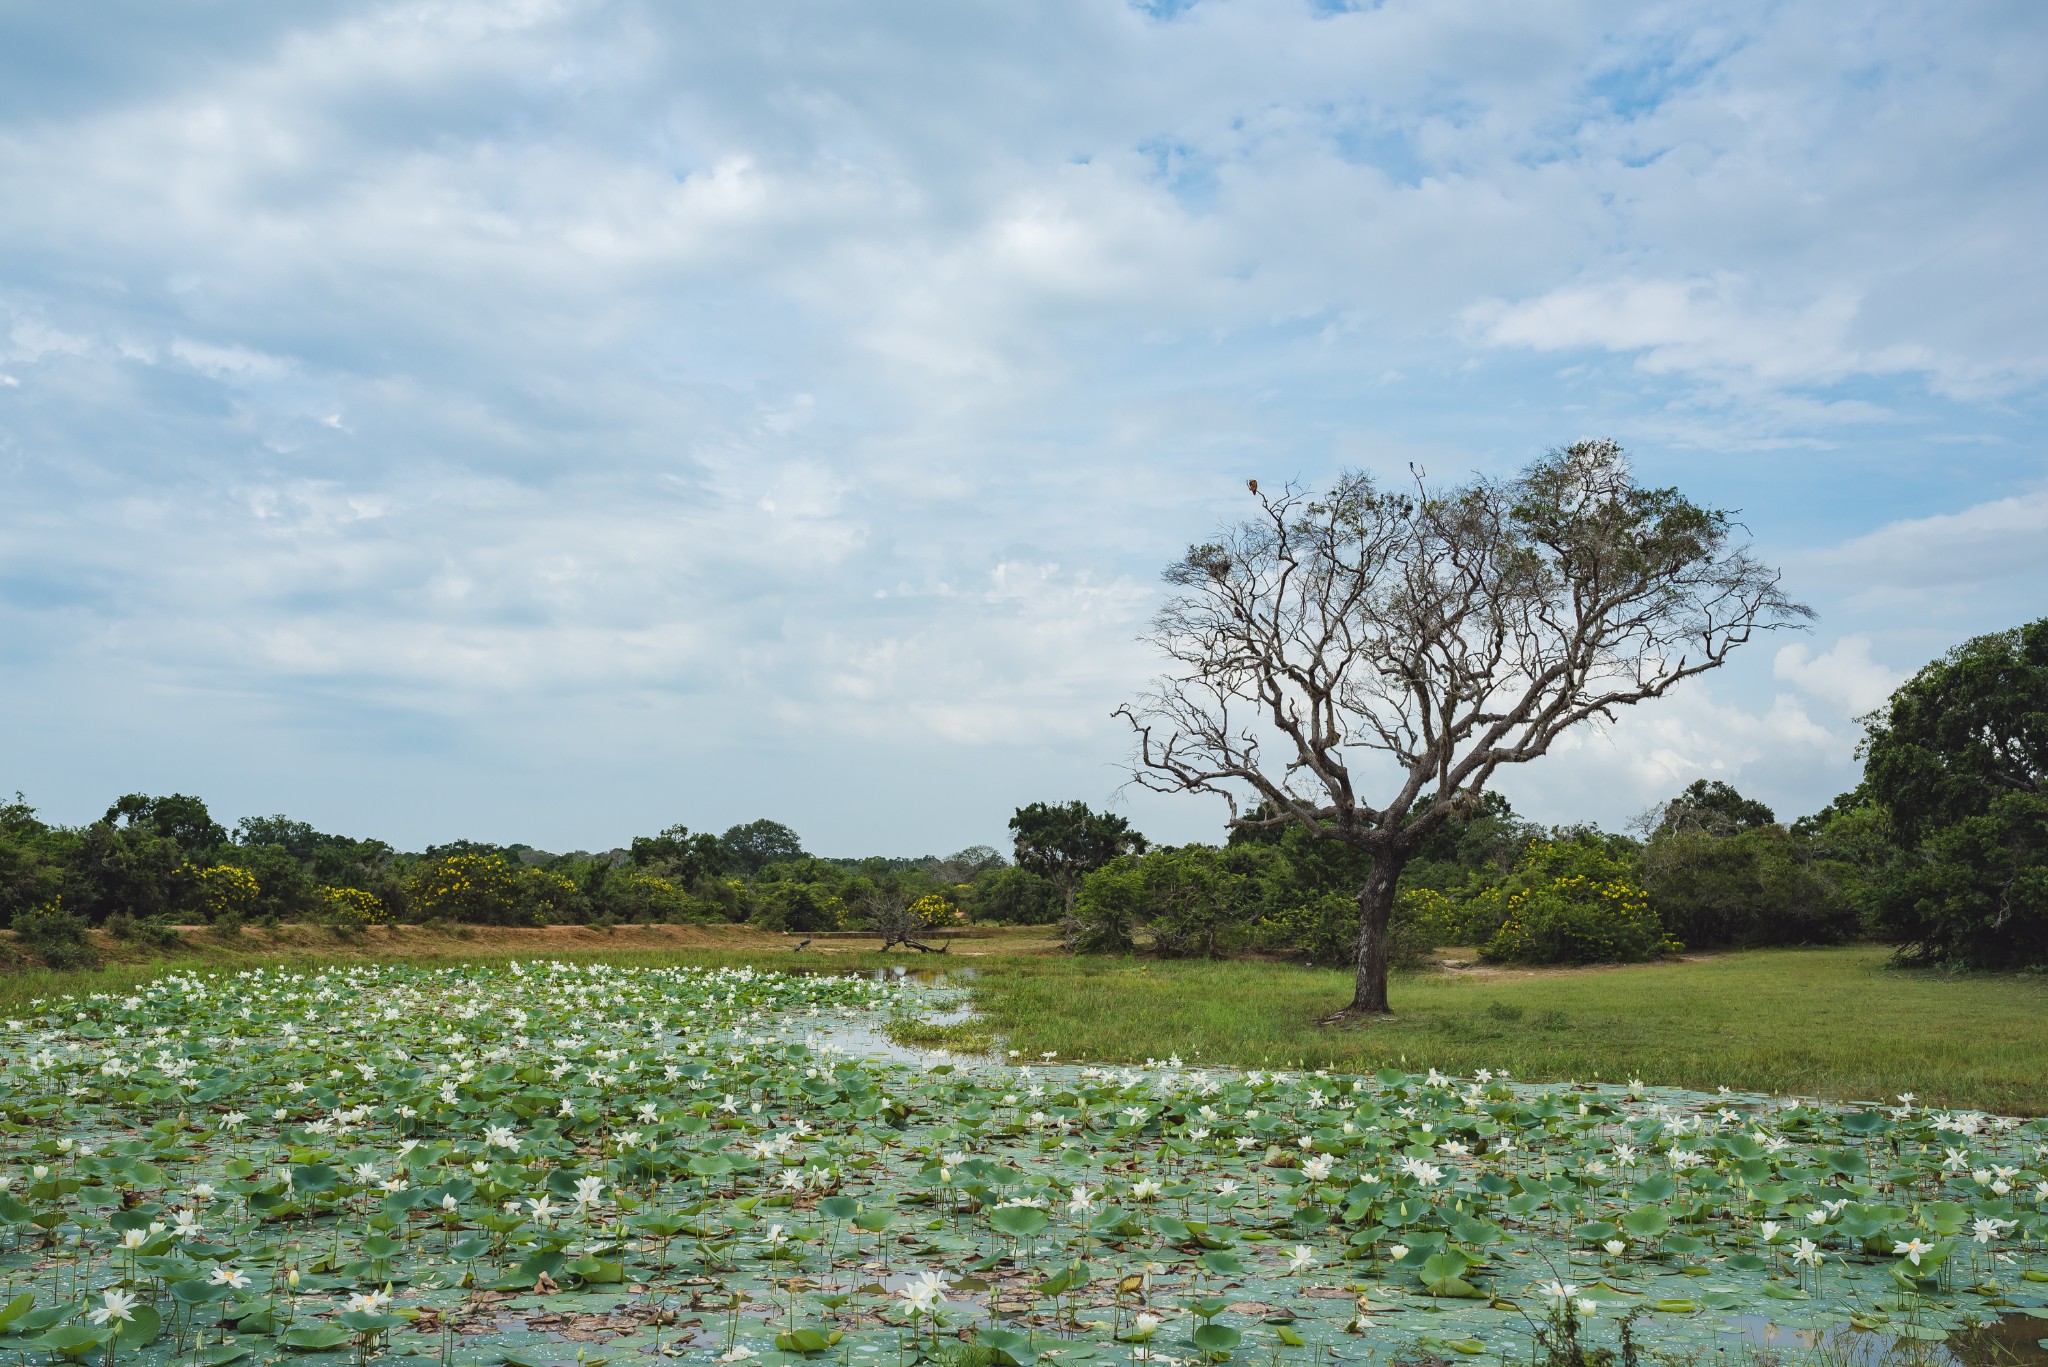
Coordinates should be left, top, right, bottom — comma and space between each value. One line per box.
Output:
1341, 853, 1405, 1018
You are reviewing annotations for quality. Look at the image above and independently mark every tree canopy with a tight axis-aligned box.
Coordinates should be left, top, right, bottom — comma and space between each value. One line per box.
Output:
1861, 616, 2048, 967
1008, 800, 1148, 912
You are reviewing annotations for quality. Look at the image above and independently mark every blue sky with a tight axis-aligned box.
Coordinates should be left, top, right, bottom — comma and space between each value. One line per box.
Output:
1, 1, 2044, 855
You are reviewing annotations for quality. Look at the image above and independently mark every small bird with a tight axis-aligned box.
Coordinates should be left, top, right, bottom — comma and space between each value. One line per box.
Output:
1247, 478, 1259, 495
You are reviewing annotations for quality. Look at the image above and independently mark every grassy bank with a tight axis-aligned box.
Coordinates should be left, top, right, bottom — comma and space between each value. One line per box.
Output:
963, 946, 2048, 1114
6, 927, 2041, 1114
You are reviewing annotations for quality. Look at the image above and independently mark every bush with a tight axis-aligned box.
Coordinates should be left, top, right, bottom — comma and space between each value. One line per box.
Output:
751, 881, 843, 933
908, 893, 959, 929
1070, 847, 1264, 958
12, 899, 97, 968
606, 870, 706, 924
318, 886, 387, 928
1640, 828, 1861, 947
1476, 838, 1675, 965
195, 864, 261, 923
1394, 885, 1500, 948
105, 910, 183, 948
1069, 859, 1144, 953
1254, 889, 1438, 970
969, 866, 1062, 924
408, 854, 534, 925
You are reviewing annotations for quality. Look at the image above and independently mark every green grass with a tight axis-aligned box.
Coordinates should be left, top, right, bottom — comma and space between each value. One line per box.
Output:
6, 930, 2042, 1114
963, 946, 2048, 1115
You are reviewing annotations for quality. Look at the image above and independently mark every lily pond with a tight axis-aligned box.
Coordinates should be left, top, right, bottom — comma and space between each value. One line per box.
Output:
1, 962, 2045, 1367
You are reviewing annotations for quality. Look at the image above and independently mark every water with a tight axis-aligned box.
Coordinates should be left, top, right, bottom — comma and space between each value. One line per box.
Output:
1723, 1311, 2048, 1367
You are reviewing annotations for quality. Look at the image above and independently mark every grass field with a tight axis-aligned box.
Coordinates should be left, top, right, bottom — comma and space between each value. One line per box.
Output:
4, 925, 2043, 1114
960, 946, 2048, 1115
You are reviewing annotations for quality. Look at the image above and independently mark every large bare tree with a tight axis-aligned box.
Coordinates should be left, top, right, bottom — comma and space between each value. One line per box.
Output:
1117, 441, 1810, 1017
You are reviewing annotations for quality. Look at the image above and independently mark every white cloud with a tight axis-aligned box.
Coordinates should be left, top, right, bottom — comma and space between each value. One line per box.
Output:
1773, 636, 1903, 718
1812, 489, 2048, 594
1468, 275, 1886, 390
0, 0, 2044, 849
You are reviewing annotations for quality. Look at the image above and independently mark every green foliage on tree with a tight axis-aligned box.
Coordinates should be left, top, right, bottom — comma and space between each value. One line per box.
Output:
1641, 826, 1861, 948
719, 819, 805, 875
1635, 779, 1862, 949
1861, 618, 2048, 968
1008, 801, 1148, 916
104, 793, 228, 858
630, 824, 730, 884
1653, 779, 1777, 836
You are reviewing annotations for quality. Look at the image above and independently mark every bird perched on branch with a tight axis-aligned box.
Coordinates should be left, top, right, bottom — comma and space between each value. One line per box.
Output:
1247, 478, 1259, 495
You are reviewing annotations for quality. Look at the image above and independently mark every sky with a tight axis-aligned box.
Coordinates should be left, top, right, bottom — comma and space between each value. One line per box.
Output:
1, 1, 2044, 857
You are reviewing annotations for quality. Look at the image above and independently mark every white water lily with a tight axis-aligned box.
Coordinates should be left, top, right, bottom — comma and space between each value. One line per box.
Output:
897, 1269, 947, 1317
87, 1289, 138, 1326
1893, 1237, 1934, 1266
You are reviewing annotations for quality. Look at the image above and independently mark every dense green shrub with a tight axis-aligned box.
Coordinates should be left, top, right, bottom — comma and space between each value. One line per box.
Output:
1068, 859, 1144, 953
12, 898, 98, 968
1068, 846, 1274, 958
1641, 827, 1861, 947
751, 880, 844, 933
1475, 837, 1674, 964
104, 910, 184, 948
603, 870, 708, 923
970, 865, 1063, 924
1253, 889, 1438, 969
1135, 847, 1261, 958
1395, 885, 1506, 948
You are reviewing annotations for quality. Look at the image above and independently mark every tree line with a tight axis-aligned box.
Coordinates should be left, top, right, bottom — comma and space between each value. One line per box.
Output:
4, 600, 2039, 978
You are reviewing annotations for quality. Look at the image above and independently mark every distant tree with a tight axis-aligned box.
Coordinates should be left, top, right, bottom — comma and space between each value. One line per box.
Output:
754, 879, 841, 932
1862, 617, 2048, 968
1007, 801, 1149, 918
235, 815, 322, 860
924, 845, 1007, 884
629, 824, 730, 884
1119, 442, 1808, 1017
105, 793, 228, 858
719, 819, 805, 875
1641, 827, 1860, 948
1650, 779, 1776, 837
0, 794, 67, 923
222, 843, 318, 921
64, 821, 188, 923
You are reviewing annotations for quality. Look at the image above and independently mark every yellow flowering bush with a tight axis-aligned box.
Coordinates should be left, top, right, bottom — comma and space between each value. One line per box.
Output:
1475, 838, 1677, 964
196, 865, 260, 923
908, 893, 960, 929
408, 854, 530, 925
318, 885, 387, 928
1393, 886, 1465, 943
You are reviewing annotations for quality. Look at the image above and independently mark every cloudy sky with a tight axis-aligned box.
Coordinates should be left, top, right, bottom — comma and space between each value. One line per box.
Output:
2, 1, 2043, 855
